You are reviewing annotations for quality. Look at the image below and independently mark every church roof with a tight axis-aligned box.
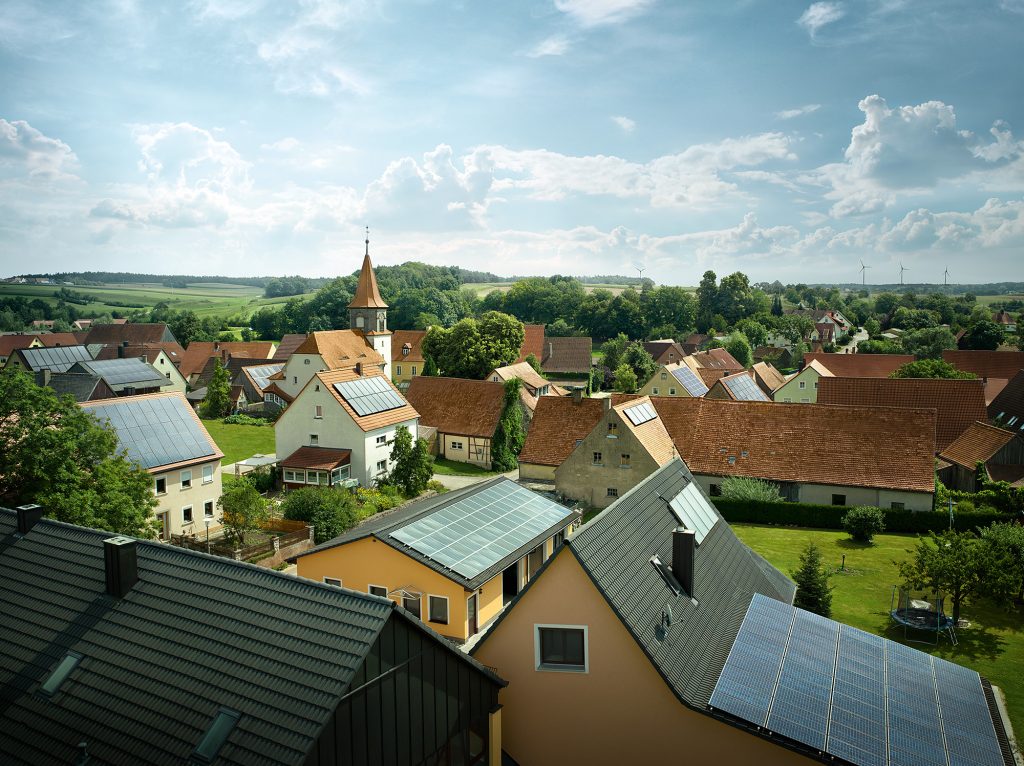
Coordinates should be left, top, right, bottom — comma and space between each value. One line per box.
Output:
348, 252, 388, 309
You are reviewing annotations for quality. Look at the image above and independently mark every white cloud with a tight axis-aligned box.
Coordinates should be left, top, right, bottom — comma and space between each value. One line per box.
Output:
611, 115, 636, 133
0, 119, 78, 182
554, 0, 654, 27
260, 137, 301, 152
797, 2, 845, 37
526, 34, 571, 58
776, 104, 821, 120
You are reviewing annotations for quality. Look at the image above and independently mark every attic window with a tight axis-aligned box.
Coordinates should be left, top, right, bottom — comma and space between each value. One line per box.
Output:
741, 450, 749, 458
190, 708, 241, 764
651, 555, 681, 597
39, 651, 82, 697
727, 456, 736, 466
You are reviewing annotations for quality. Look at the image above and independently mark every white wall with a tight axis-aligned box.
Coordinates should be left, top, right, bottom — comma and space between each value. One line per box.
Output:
276, 353, 329, 400
690, 474, 932, 512
152, 458, 223, 539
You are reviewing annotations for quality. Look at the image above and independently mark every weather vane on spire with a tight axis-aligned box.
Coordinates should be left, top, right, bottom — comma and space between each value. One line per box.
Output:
365, 225, 370, 257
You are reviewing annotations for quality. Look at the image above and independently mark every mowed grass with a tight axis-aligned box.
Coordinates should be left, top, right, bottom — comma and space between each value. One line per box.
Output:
975, 293, 1024, 306
201, 419, 276, 466
431, 457, 499, 476
732, 524, 1024, 736
0, 282, 315, 319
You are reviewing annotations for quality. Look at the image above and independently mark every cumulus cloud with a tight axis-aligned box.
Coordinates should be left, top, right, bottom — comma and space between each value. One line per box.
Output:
611, 115, 636, 133
816, 95, 1023, 216
776, 104, 821, 120
526, 34, 571, 57
554, 0, 654, 27
797, 2, 845, 37
0, 119, 78, 181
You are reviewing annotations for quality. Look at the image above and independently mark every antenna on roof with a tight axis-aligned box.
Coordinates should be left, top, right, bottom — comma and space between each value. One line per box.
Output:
859, 259, 870, 286
365, 226, 370, 257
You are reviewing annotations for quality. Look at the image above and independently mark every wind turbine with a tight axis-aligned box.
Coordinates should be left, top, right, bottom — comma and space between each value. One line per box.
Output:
635, 264, 646, 283
944, 267, 950, 287
899, 262, 908, 287
859, 259, 870, 286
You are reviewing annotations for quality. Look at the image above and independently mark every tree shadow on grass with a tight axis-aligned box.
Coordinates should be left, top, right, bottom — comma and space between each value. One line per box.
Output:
875, 618, 1006, 663
836, 538, 876, 550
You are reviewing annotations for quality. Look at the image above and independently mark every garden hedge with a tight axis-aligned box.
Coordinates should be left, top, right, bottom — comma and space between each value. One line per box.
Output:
711, 497, 1011, 534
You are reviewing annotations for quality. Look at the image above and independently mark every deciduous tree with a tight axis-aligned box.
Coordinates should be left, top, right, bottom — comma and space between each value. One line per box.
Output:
898, 530, 986, 623
218, 478, 270, 547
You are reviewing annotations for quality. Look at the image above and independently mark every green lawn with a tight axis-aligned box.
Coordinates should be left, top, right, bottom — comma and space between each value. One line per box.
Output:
732, 524, 1024, 737
431, 457, 499, 476
201, 419, 276, 465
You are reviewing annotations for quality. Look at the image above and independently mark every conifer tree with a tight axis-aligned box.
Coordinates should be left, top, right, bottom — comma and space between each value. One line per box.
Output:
792, 543, 833, 617
201, 359, 231, 419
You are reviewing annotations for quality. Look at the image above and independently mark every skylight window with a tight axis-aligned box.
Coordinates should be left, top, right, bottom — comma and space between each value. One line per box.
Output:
39, 651, 82, 697
190, 708, 241, 764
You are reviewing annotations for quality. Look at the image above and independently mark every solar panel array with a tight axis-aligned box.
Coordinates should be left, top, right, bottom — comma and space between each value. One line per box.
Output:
79, 358, 167, 387
723, 374, 770, 401
85, 396, 216, 469
623, 401, 657, 426
389, 481, 575, 580
245, 363, 284, 391
709, 593, 1004, 766
21, 345, 93, 372
670, 365, 709, 397
668, 483, 719, 544
333, 376, 406, 417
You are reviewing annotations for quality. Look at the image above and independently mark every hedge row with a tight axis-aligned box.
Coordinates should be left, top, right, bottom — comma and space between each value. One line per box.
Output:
711, 497, 1011, 534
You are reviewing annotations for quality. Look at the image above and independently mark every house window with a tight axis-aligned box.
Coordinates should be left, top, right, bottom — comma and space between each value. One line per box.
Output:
891, 501, 905, 510
784, 398, 792, 403
428, 595, 449, 625
652, 387, 659, 395
669, 388, 677, 395
204, 500, 214, 518
620, 453, 630, 469
376, 435, 387, 446
710, 483, 722, 496
155, 477, 166, 495
368, 584, 388, 598
376, 460, 387, 473
396, 365, 402, 376
831, 494, 846, 506
660, 372, 667, 379
293, 376, 297, 385
814, 381, 819, 389
606, 487, 618, 498
607, 422, 617, 434
800, 398, 809, 403
304, 359, 311, 365
356, 315, 365, 328
535, 625, 588, 672
411, 365, 418, 375
182, 506, 193, 524
331, 465, 351, 483
799, 381, 806, 389
403, 594, 421, 619
284, 469, 300, 483
451, 440, 464, 450
324, 577, 342, 587
309, 434, 318, 446
528, 545, 544, 578
314, 405, 323, 418
202, 465, 213, 484
181, 470, 192, 489
593, 451, 603, 465
553, 529, 565, 549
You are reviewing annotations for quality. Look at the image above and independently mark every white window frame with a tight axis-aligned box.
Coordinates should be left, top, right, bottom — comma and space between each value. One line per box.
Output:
799, 380, 806, 389
368, 584, 388, 598
202, 465, 213, 484
314, 404, 323, 419
180, 470, 192, 489
204, 500, 214, 518
154, 477, 167, 496
396, 364, 402, 376
652, 387, 659, 395
411, 365, 417, 376
534, 624, 589, 673
309, 434, 319, 446
427, 594, 450, 625
376, 459, 387, 473
324, 577, 342, 587
669, 388, 677, 395
182, 505, 194, 525
376, 434, 387, 446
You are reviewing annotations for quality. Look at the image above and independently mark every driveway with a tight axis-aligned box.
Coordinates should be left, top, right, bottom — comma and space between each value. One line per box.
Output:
838, 327, 868, 353
431, 468, 517, 491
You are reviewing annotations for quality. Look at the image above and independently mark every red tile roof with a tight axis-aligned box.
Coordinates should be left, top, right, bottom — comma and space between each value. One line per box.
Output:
517, 324, 546, 363
293, 330, 382, 370
643, 340, 688, 366
280, 446, 352, 470
943, 350, 1024, 381
688, 348, 744, 371
392, 330, 426, 363
803, 352, 914, 377
939, 421, 1018, 470
405, 376, 505, 438
751, 361, 787, 394
519, 396, 606, 466
0, 334, 40, 356
817, 377, 988, 451
83, 323, 174, 348
540, 336, 592, 374
316, 368, 418, 432
348, 253, 388, 309
989, 370, 1024, 425
179, 341, 276, 378
36, 333, 81, 347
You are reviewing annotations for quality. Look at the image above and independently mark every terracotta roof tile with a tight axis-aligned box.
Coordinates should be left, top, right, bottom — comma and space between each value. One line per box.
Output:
687, 348, 744, 371
315, 368, 418, 432
696, 368, 729, 387
540, 336, 592, 374
280, 446, 352, 470
404, 376, 504, 438
803, 352, 914, 377
348, 253, 388, 308
519, 396, 606, 466
262, 381, 294, 403
517, 325, 545, 363
939, 421, 1018, 470
35, 332, 81, 347
491, 361, 548, 392
943, 350, 1024, 381
643, 340, 688, 366
179, 341, 276, 378
654, 398, 936, 493
83, 323, 174, 348
614, 396, 675, 466
392, 330, 426, 363
0, 334, 40, 356
271, 333, 307, 361
294, 330, 383, 370
989, 370, 1024, 425
751, 361, 787, 394
818, 377, 988, 451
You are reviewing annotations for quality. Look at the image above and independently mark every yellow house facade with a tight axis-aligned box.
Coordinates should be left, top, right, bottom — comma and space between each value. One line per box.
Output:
773, 358, 832, 403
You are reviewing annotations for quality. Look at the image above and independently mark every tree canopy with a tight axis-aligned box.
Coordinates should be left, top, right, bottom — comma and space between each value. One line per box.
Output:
200, 359, 232, 419
890, 359, 976, 379
421, 311, 525, 379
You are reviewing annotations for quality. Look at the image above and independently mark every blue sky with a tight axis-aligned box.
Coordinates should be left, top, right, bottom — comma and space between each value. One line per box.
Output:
1, 0, 1023, 285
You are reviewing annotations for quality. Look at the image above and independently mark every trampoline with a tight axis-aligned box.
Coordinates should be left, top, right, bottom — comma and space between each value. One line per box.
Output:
889, 587, 958, 645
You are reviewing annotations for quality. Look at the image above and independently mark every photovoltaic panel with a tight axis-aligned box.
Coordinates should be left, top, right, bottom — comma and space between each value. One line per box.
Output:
333, 376, 406, 417
669, 365, 709, 397
85, 396, 216, 469
723, 374, 770, 401
245, 364, 284, 391
623, 401, 656, 426
389, 480, 575, 580
77, 358, 168, 387
668, 483, 719, 544
21, 345, 93, 372
710, 594, 1005, 766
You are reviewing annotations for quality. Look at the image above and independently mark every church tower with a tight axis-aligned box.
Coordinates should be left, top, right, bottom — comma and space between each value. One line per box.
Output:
349, 230, 392, 378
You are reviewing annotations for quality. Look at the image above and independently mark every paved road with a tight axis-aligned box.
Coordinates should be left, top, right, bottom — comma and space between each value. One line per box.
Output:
431, 468, 517, 490
838, 327, 869, 353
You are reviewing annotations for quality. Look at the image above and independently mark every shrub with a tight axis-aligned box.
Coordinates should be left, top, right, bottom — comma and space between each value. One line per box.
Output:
246, 465, 277, 494
426, 480, 449, 495
842, 505, 886, 543
720, 476, 783, 503
281, 486, 358, 544
222, 413, 268, 426
357, 486, 403, 513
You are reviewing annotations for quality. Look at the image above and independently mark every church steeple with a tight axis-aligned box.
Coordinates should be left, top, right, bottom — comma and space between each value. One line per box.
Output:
348, 227, 388, 310
349, 229, 392, 378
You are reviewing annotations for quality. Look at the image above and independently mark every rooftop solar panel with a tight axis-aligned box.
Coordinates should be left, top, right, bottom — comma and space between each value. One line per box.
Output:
670, 365, 709, 396
389, 480, 575, 580
668, 483, 719, 544
84, 396, 216, 469
244, 364, 284, 391
723, 374, 770, 401
710, 594, 1004, 766
76, 358, 168, 387
334, 376, 406, 417
623, 401, 657, 426
21, 345, 93, 372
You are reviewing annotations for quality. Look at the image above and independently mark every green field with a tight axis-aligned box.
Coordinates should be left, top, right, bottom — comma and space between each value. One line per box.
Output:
0, 282, 315, 319
732, 524, 1024, 737
976, 293, 1024, 306
463, 281, 635, 297
201, 419, 276, 465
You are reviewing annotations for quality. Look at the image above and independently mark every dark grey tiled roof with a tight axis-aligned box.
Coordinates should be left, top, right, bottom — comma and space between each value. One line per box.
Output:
0, 510, 392, 766
566, 458, 796, 708
36, 371, 108, 402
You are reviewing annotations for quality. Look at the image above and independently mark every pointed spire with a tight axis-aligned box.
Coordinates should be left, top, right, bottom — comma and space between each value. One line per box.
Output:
348, 231, 388, 309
